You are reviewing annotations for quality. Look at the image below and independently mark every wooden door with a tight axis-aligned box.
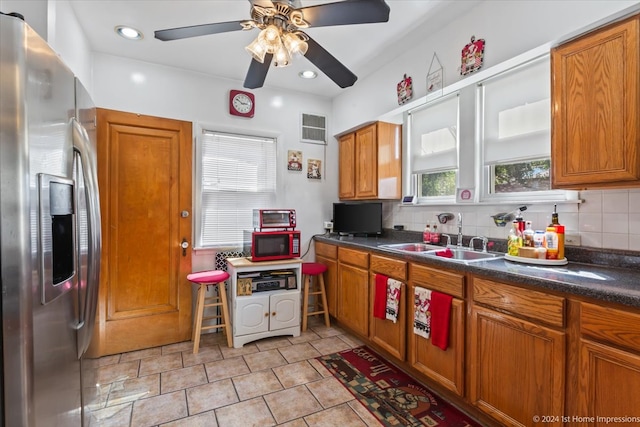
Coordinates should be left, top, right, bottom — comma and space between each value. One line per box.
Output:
355, 123, 377, 199
89, 109, 192, 356
470, 305, 566, 427
338, 133, 356, 199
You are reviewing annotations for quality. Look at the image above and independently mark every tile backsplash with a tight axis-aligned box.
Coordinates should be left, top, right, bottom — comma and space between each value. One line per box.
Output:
385, 189, 640, 252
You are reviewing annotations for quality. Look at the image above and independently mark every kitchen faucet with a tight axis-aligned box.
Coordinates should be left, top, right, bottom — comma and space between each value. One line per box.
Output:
457, 213, 463, 247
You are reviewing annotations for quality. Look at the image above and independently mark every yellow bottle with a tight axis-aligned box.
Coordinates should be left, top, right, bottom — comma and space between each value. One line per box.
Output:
545, 227, 558, 260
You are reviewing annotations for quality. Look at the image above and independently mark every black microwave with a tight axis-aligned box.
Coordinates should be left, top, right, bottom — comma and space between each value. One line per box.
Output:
243, 230, 301, 262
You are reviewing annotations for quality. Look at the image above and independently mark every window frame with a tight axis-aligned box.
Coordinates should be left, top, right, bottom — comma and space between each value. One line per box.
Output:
194, 126, 278, 249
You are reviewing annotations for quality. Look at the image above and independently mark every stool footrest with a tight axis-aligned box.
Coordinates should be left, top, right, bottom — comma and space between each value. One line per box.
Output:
201, 324, 227, 331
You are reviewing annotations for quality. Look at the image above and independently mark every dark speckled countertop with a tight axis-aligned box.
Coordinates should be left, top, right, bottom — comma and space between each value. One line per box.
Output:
315, 230, 640, 309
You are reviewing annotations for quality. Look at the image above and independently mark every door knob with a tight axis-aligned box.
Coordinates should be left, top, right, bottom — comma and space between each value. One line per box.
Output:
181, 238, 189, 256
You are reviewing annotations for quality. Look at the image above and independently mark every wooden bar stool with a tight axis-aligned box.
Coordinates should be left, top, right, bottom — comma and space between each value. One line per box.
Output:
301, 262, 330, 331
188, 270, 232, 353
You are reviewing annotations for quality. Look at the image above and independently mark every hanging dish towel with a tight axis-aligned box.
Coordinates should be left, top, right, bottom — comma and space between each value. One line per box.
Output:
385, 278, 402, 323
413, 286, 432, 339
431, 291, 453, 350
373, 274, 388, 320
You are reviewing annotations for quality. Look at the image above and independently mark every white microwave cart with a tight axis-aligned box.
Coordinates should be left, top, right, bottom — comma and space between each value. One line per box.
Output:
226, 257, 302, 348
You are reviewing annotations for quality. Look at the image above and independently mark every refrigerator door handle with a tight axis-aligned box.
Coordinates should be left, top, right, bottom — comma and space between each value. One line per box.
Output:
71, 117, 102, 356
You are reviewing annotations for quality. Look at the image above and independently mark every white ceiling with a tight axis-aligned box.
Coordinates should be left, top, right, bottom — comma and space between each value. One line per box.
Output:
69, 0, 465, 98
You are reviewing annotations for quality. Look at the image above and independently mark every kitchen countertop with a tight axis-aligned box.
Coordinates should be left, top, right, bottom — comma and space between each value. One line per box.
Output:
315, 232, 640, 309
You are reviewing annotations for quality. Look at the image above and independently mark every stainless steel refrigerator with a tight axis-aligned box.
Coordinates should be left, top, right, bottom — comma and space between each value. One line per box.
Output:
1, 13, 102, 426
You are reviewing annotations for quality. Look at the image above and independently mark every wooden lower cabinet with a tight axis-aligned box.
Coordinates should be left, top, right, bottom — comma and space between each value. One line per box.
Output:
316, 255, 337, 317
576, 302, 640, 422
369, 255, 407, 361
409, 297, 465, 396
578, 339, 640, 424
337, 247, 369, 337
407, 263, 466, 396
470, 305, 565, 427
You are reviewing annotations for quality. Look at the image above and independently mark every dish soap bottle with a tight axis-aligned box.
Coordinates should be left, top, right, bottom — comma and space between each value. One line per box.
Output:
423, 224, 431, 244
549, 205, 565, 260
507, 220, 520, 256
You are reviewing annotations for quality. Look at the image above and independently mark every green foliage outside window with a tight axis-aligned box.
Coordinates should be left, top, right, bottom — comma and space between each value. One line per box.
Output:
420, 170, 457, 197
493, 159, 551, 193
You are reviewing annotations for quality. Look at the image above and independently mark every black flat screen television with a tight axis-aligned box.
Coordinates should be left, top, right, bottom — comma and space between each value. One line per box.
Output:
332, 202, 383, 236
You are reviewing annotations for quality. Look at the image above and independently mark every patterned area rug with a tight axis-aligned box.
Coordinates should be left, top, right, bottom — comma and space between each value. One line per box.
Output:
317, 346, 481, 427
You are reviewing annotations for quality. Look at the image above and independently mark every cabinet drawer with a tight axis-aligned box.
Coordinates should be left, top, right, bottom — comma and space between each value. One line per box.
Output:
472, 277, 565, 328
338, 247, 369, 268
409, 264, 464, 299
581, 302, 640, 351
315, 241, 337, 259
370, 255, 407, 281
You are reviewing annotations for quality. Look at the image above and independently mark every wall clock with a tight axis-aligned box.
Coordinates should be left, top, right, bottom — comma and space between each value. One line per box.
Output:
229, 90, 255, 118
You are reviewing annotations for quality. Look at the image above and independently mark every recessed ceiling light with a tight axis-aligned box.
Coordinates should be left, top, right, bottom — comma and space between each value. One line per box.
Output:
115, 25, 143, 40
298, 70, 317, 79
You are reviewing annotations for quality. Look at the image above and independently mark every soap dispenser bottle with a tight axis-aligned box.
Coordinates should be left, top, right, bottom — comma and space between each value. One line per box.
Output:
423, 224, 431, 244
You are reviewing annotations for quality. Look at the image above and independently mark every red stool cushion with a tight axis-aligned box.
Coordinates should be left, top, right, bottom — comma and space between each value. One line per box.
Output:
302, 262, 327, 276
187, 270, 229, 284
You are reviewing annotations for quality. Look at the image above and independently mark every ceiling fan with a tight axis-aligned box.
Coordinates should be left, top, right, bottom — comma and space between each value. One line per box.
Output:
154, 0, 390, 89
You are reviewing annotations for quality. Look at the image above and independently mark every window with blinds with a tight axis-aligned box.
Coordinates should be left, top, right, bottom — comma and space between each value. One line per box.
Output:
479, 55, 554, 198
195, 130, 277, 248
408, 93, 459, 200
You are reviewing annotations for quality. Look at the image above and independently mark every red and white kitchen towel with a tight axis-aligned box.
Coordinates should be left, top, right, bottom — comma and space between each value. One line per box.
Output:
374, 274, 402, 323
413, 286, 452, 350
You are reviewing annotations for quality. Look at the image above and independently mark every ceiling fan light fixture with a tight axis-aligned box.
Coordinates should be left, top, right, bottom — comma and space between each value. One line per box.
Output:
273, 43, 291, 67
245, 37, 268, 63
283, 32, 307, 56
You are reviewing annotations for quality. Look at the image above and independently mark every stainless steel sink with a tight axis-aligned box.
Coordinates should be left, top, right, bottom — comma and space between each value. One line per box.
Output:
424, 248, 504, 263
379, 242, 444, 252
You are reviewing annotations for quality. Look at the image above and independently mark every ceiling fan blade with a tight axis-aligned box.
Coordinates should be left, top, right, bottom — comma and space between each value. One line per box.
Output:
244, 54, 273, 89
155, 20, 245, 41
304, 36, 357, 88
299, 0, 390, 28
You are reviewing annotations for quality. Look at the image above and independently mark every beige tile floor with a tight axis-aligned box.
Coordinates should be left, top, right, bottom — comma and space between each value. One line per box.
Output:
87, 318, 385, 427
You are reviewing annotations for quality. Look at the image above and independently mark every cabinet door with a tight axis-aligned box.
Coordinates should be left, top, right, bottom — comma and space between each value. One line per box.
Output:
470, 305, 565, 427
337, 263, 369, 337
235, 294, 270, 336
338, 133, 356, 199
551, 14, 640, 189
355, 123, 378, 199
376, 122, 402, 199
270, 292, 300, 331
316, 255, 338, 317
578, 339, 640, 422
408, 297, 465, 396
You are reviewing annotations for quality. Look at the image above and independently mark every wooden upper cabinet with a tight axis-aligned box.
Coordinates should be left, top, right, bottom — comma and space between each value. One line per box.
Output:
551, 14, 640, 189
338, 133, 356, 199
338, 121, 402, 200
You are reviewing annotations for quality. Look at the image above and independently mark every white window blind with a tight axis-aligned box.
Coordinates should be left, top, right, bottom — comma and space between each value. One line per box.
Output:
409, 94, 459, 173
480, 55, 550, 165
196, 130, 276, 248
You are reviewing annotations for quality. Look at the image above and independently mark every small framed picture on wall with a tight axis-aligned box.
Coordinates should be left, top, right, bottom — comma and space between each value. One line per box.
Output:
288, 150, 303, 171
307, 159, 322, 180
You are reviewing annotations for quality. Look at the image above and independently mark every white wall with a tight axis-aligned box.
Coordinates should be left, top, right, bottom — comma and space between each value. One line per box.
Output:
92, 53, 337, 265
332, 0, 640, 252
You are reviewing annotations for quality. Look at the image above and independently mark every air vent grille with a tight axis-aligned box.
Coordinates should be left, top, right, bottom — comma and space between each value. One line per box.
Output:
301, 113, 327, 144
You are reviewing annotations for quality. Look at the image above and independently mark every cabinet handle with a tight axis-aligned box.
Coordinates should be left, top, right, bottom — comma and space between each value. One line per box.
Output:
272, 312, 276, 316
264, 313, 269, 317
